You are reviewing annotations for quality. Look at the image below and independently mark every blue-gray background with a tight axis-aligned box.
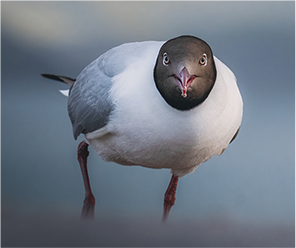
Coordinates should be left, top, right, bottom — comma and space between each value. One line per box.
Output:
1, 1, 295, 247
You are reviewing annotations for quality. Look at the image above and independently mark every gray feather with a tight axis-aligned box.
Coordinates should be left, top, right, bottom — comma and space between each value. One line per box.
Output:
68, 59, 114, 140
68, 41, 163, 139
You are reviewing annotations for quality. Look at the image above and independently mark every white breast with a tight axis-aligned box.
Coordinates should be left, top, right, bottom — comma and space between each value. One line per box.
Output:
86, 45, 243, 177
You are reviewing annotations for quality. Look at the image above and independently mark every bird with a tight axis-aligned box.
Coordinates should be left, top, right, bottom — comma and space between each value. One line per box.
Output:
42, 35, 243, 221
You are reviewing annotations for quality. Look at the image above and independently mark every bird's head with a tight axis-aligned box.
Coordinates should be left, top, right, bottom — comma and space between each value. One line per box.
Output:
154, 35, 217, 110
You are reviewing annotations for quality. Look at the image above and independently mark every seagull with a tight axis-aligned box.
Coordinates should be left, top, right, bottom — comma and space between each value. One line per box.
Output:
42, 35, 243, 221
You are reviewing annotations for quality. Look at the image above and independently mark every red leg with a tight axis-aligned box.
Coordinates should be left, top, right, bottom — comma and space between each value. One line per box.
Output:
77, 141, 95, 219
163, 174, 179, 221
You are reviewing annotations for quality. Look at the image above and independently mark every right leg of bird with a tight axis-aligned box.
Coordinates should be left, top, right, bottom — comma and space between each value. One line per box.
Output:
163, 174, 179, 221
77, 141, 95, 219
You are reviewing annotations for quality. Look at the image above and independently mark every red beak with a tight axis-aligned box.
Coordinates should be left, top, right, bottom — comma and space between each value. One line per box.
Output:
174, 67, 197, 98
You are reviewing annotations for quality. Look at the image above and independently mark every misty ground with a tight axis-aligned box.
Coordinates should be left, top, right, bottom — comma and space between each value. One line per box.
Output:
2, 207, 294, 247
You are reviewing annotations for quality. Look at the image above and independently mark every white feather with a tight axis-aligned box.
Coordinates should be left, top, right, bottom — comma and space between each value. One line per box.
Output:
59, 89, 69, 97
84, 42, 243, 177
85, 126, 109, 139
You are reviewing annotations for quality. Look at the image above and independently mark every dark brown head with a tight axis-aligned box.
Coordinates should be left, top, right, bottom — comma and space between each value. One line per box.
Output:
154, 35, 216, 110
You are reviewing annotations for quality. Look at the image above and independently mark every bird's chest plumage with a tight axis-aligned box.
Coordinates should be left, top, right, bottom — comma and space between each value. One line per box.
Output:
87, 53, 242, 177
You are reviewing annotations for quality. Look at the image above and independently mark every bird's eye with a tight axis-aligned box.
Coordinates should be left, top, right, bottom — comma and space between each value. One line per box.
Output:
163, 53, 170, 66
199, 54, 207, 66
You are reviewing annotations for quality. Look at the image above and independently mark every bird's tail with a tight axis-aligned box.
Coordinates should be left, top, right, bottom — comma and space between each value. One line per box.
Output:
41, 74, 76, 97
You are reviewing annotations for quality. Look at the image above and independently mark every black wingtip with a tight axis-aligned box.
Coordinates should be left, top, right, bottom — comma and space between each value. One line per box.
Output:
41, 74, 76, 85
41, 73, 65, 83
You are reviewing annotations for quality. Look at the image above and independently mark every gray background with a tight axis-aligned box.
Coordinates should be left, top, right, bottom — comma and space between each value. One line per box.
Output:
2, 1, 295, 247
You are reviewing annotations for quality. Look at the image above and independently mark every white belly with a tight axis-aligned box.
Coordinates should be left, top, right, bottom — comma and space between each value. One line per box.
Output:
86, 56, 243, 177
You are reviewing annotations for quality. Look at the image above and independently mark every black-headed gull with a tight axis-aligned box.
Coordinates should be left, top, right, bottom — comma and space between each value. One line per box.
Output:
42, 35, 243, 221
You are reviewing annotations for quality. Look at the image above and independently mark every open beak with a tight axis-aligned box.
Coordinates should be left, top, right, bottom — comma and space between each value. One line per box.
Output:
174, 67, 197, 98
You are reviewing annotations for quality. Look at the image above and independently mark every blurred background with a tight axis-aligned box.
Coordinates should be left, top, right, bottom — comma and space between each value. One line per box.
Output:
1, 1, 294, 247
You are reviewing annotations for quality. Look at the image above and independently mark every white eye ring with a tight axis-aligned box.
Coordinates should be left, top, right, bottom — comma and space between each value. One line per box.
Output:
163, 52, 170, 66
199, 53, 207, 66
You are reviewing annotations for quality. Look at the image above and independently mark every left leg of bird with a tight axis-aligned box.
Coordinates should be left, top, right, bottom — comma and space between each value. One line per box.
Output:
77, 141, 95, 219
163, 174, 179, 221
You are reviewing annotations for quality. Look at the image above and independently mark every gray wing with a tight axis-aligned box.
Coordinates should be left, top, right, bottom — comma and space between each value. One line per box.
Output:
68, 41, 160, 140
68, 55, 116, 140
